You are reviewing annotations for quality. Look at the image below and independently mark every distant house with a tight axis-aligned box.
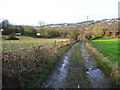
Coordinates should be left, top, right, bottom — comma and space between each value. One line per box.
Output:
0, 29, 5, 35
15, 33, 21, 36
36, 33, 40, 36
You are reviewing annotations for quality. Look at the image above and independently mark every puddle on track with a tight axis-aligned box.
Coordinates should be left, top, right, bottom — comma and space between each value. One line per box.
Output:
80, 42, 115, 88
42, 42, 116, 88
42, 42, 79, 88
86, 68, 101, 78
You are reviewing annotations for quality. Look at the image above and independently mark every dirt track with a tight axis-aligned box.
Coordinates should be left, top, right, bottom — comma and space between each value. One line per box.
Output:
42, 42, 116, 88
42, 42, 79, 88
80, 42, 115, 88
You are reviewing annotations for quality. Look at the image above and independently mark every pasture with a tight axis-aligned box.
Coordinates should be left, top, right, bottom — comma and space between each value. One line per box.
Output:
2, 36, 71, 88
90, 38, 119, 62
2, 36, 69, 51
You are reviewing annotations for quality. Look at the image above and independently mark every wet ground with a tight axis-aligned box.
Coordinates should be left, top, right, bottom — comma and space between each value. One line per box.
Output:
42, 42, 79, 88
80, 42, 115, 88
42, 42, 116, 88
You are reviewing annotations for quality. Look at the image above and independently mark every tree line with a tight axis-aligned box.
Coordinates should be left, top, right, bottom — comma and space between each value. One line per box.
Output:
1, 20, 78, 40
1, 19, 119, 40
79, 21, 119, 40
1, 20, 36, 36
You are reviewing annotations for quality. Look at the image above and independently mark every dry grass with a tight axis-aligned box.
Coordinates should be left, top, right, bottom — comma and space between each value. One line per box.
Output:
2, 36, 69, 51
2, 40, 72, 88
2, 46, 52, 88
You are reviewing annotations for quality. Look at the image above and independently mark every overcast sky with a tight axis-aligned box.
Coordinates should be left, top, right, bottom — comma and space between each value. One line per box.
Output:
0, 0, 119, 25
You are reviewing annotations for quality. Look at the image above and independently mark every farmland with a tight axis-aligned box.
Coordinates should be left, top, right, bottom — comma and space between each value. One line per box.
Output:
2, 36, 69, 51
2, 36, 72, 88
1, 19, 119, 88
1, 0, 119, 88
90, 38, 119, 63
2, 36, 119, 88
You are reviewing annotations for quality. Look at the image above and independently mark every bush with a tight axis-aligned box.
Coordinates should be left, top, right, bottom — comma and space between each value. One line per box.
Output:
92, 25, 104, 39
68, 29, 77, 40
5, 34, 19, 40
38, 27, 61, 38
23, 26, 36, 36
85, 30, 92, 40
2, 45, 54, 88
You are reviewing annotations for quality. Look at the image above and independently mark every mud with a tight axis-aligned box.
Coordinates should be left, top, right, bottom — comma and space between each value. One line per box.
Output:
42, 41, 116, 88
42, 42, 79, 88
80, 42, 115, 88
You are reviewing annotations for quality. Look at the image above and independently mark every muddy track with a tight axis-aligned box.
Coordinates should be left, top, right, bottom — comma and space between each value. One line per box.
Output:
80, 42, 115, 88
42, 41, 116, 88
42, 42, 79, 88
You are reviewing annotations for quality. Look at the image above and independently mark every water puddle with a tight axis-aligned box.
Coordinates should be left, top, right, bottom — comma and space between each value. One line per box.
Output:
59, 56, 69, 72
80, 42, 115, 88
43, 42, 79, 88
86, 68, 101, 78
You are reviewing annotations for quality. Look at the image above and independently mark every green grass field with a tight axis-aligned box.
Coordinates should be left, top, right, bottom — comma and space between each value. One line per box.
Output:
90, 38, 119, 62
2, 36, 69, 51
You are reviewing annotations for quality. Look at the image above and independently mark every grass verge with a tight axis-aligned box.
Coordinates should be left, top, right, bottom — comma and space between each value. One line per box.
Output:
66, 43, 90, 88
85, 43, 120, 87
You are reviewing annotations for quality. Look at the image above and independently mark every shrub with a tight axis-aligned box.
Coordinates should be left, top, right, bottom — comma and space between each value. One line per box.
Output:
2, 45, 54, 88
23, 26, 36, 36
5, 34, 19, 40
68, 29, 77, 40
91, 25, 104, 39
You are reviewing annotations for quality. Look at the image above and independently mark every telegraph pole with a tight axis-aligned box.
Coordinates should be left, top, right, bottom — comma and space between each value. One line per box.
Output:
85, 16, 89, 30
87, 16, 89, 26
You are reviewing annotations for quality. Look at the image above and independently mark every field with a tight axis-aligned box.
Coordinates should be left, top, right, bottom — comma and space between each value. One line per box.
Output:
2, 36, 69, 51
2, 36, 72, 88
90, 38, 119, 62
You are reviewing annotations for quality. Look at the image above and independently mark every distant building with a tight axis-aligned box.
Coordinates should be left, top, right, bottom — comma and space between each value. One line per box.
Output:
15, 33, 21, 36
0, 29, 4, 35
37, 33, 40, 36
1, 29, 4, 32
